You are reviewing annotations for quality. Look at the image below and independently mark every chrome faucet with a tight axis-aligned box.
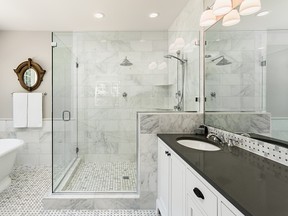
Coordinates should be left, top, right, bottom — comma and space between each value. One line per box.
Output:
206, 132, 225, 144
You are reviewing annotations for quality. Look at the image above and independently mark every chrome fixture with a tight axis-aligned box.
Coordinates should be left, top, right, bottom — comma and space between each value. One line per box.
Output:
122, 92, 128, 98
211, 55, 232, 66
164, 50, 187, 111
227, 138, 238, 147
164, 53, 187, 64
241, 133, 251, 138
207, 132, 225, 144
210, 92, 216, 98
120, 57, 133, 66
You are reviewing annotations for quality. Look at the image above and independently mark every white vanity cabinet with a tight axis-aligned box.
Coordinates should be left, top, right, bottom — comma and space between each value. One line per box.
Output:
186, 167, 217, 216
157, 138, 244, 216
157, 139, 185, 216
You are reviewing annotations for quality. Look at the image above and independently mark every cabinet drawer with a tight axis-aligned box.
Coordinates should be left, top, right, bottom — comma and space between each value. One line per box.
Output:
186, 168, 217, 216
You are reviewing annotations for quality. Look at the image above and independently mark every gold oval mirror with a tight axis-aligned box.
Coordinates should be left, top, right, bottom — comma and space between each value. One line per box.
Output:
14, 58, 46, 91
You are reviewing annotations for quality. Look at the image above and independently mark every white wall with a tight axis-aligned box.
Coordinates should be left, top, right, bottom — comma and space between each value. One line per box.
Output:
0, 31, 52, 166
0, 31, 52, 118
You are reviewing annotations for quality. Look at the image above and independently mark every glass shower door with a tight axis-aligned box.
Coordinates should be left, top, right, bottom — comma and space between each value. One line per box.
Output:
52, 33, 78, 192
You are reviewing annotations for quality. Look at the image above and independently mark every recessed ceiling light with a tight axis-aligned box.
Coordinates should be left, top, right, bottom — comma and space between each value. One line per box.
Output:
257, 11, 270, 17
94, 13, 105, 19
149, 13, 159, 18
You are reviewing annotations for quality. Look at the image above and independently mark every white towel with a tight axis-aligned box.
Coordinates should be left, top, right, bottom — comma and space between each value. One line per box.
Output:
27, 93, 42, 128
13, 93, 28, 128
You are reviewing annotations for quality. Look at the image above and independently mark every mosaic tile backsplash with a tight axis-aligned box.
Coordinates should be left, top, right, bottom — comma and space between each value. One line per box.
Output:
208, 126, 288, 166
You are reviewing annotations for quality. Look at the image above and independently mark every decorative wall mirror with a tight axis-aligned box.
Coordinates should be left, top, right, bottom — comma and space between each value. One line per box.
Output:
14, 58, 46, 91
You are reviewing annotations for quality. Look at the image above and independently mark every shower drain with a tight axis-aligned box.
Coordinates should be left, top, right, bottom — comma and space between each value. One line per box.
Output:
123, 176, 130, 180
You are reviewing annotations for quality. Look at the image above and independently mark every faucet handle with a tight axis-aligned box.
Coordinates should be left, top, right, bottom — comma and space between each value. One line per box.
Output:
227, 138, 239, 147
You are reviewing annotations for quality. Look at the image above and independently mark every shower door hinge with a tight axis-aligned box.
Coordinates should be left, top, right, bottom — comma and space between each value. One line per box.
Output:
194, 40, 200, 46
76, 147, 79, 154
260, 60, 267, 67
76, 62, 79, 68
194, 40, 207, 46
51, 42, 57, 47
195, 97, 207, 102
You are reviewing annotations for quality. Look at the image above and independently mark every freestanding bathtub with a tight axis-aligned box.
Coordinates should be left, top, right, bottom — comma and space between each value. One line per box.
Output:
0, 139, 24, 193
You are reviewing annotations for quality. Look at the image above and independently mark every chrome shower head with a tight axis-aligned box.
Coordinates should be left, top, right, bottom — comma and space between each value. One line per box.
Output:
216, 57, 231, 66
211, 56, 232, 66
120, 57, 133, 66
164, 54, 187, 64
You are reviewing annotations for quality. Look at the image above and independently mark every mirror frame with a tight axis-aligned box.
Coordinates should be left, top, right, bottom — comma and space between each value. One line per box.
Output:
14, 58, 46, 92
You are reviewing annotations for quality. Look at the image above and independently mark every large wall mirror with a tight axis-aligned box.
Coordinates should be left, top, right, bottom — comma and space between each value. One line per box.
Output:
204, 0, 288, 144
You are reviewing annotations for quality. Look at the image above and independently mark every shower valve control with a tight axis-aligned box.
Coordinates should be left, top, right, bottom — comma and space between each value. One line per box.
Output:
175, 91, 181, 98
122, 92, 128, 98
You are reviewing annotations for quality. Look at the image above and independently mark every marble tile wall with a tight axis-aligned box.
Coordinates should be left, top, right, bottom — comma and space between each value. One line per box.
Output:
0, 119, 52, 166
271, 118, 288, 141
74, 32, 170, 162
138, 112, 203, 208
205, 31, 267, 112
167, 0, 203, 112
205, 112, 271, 136
167, 31, 200, 112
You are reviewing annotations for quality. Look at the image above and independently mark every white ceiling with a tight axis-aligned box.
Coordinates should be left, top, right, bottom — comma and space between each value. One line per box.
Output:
0, 0, 189, 31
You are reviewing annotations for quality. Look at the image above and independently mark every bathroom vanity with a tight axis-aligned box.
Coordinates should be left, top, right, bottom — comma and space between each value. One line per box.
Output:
156, 134, 288, 216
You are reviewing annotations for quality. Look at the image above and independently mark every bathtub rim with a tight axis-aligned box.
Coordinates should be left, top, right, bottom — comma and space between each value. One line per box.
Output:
0, 139, 24, 158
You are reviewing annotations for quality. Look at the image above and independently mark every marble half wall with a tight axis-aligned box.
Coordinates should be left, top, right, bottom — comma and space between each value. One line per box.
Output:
43, 112, 203, 210
138, 112, 203, 209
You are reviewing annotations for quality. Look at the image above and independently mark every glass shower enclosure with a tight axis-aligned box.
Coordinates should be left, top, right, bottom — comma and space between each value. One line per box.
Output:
52, 31, 200, 194
52, 33, 78, 192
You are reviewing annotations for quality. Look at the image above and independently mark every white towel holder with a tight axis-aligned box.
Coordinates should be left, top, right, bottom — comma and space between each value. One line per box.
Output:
11, 92, 47, 96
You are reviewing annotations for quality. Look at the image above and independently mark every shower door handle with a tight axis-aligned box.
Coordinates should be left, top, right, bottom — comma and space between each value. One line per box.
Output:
62, 110, 71, 121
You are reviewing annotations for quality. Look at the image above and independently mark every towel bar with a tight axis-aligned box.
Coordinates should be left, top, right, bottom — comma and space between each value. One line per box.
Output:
11, 92, 47, 96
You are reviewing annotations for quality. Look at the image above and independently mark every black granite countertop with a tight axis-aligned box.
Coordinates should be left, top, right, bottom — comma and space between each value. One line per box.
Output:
158, 134, 288, 216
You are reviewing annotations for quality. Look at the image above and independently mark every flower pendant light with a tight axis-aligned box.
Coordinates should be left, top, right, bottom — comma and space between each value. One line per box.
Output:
239, 0, 261, 16
213, 0, 232, 16
223, 9, 240, 26
200, 9, 217, 27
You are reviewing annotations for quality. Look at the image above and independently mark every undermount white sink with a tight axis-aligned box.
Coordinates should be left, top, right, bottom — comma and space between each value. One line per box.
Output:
177, 139, 221, 151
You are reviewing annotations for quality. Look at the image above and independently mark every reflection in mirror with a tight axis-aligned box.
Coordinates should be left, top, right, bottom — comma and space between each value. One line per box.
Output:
23, 68, 38, 87
204, 0, 288, 144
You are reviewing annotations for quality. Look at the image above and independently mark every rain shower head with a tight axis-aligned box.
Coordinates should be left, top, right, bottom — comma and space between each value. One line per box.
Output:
164, 54, 187, 64
211, 56, 232, 66
120, 57, 133, 66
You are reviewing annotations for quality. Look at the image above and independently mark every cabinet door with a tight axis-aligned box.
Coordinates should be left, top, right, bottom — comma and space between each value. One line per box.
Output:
186, 194, 206, 216
171, 154, 185, 216
157, 141, 170, 216
220, 202, 239, 216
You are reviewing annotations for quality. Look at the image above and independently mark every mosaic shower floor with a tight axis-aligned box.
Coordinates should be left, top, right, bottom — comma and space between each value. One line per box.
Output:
63, 162, 137, 192
0, 166, 156, 216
